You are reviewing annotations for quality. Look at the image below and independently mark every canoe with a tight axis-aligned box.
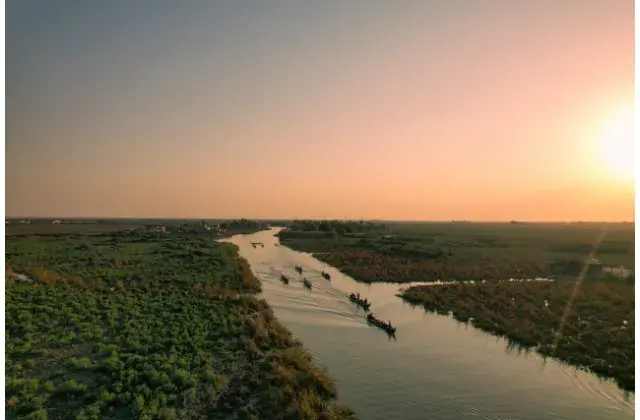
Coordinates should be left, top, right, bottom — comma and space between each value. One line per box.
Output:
348, 293, 371, 310
366, 313, 396, 334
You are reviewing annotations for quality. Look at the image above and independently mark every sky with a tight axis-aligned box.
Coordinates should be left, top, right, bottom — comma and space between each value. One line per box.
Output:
6, 0, 635, 221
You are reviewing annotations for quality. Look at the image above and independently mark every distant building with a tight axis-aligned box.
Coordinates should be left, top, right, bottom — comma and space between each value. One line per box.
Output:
145, 224, 166, 233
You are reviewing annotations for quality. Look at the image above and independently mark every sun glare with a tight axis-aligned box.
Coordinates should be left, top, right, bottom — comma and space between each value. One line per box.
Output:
598, 106, 634, 180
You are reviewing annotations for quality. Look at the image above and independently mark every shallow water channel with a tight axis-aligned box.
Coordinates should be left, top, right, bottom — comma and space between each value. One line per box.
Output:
223, 228, 634, 420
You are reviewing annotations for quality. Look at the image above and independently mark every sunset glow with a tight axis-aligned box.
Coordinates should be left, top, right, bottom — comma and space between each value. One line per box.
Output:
5, 0, 635, 221
598, 106, 634, 181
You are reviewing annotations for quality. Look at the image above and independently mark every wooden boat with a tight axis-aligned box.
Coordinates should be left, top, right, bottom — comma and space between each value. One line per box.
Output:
302, 278, 312, 290
348, 293, 371, 310
295, 265, 303, 274
366, 313, 396, 334
321, 271, 331, 280
280, 274, 289, 284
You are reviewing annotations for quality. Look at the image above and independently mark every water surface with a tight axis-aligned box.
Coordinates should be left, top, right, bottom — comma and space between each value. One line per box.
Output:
223, 228, 634, 420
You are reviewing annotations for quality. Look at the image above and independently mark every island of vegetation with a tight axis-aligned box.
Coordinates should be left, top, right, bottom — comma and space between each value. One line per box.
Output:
278, 219, 635, 392
5, 219, 357, 420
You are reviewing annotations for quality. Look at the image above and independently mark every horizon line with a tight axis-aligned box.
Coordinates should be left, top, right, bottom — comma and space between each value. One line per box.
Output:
4, 216, 634, 224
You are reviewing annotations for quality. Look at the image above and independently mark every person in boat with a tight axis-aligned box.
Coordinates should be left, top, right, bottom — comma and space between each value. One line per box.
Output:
363, 298, 368, 304
356, 292, 360, 300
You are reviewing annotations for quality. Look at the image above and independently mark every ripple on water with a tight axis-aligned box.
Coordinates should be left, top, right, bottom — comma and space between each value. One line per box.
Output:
221, 230, 634, 420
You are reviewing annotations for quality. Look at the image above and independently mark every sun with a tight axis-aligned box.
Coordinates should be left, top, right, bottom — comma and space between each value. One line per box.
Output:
598, 106, 634, 180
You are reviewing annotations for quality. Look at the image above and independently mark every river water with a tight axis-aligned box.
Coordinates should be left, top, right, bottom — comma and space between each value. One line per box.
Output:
223, 228, 634, 420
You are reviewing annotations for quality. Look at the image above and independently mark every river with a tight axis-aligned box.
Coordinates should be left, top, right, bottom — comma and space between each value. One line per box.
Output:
222, 228, 634, 420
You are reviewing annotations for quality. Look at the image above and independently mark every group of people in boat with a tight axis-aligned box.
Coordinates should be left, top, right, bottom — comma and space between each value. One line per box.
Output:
366, 313, 395, 333
279, 266, 396, 334
348, 293, 396, 334
349, 292, 370, 308
321, 271, 331, 280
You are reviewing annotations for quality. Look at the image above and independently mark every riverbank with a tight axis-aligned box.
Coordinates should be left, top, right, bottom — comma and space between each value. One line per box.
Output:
400, 280, 634, 392
5, 227, 356, 419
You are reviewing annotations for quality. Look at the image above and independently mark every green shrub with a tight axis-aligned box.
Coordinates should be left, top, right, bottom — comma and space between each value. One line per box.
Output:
55, 379, 87, 396
68, 357, 93, 369
23, 409, 48, 420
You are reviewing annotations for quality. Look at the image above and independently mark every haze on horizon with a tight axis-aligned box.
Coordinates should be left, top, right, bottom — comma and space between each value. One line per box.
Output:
6, 0, 635, 222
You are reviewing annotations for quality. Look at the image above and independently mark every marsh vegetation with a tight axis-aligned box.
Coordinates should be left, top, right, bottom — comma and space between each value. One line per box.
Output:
5, 223, 356, 420
278, 220, 635, 391
278, 221, 634, 283
401, 279, 634, 391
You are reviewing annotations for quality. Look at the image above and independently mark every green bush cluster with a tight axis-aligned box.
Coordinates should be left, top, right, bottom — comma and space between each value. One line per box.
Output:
284, 220, 387, 236
6, 231, 356, 420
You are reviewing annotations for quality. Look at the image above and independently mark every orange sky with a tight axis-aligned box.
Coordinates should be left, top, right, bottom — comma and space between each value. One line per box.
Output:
5, 1, 635, 221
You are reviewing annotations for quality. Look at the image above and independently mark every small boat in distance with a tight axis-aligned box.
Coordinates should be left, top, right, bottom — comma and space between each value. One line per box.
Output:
295, 265, 303, 274
366, 313, 396, 334
302, 278, 312, 290
280, 274, 289, 285
321, 271, 331, 280
251, 242, 264, 248
349, 293, 371, 310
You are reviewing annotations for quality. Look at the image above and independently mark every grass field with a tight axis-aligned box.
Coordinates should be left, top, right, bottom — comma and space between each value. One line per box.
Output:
278, 220, 635, 392
278, 221, 634, 283
5, 223, 356, 420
